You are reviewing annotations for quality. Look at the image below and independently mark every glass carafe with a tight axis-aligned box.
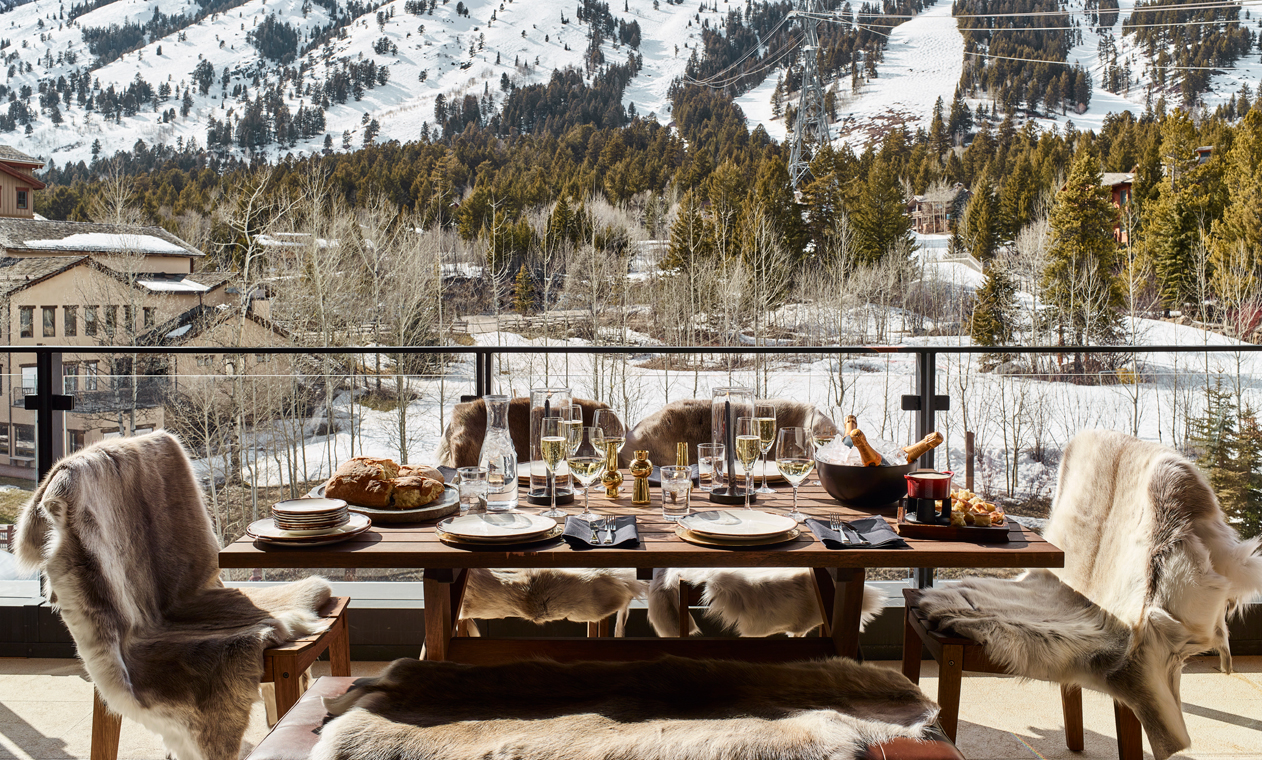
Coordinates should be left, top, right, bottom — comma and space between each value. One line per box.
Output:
710, 386, 755, 503
529, 387, 572, 499
478, 394, 518, 512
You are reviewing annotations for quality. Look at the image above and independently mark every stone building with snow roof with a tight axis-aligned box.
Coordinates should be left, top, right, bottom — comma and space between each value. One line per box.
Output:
0, 145, 283, 476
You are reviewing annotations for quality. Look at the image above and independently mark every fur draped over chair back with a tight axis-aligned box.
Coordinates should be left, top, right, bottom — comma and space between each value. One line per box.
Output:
648, 568, 884, 637
460, 568, 646, 635
312, 656, 939, 760
14, 431, 331, 760
435, 396, 609, 467
917, 430, 1262, 760
623, 399, 838, 467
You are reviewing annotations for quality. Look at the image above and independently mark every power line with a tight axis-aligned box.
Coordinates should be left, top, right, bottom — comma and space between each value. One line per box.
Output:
963, 49, 1242, 70
802, 0, 1262, 21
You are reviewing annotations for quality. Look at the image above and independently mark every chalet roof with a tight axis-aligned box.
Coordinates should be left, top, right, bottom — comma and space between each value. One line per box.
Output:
1101, 172, 1134, 188
0, 255, 85, 296
138, 303, 287, 347
0, 218, 203, 257
0, 145, 43, 166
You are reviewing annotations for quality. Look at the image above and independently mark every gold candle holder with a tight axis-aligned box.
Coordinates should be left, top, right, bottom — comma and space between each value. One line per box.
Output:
602, 440, 623, 497
630, 450, 652, 505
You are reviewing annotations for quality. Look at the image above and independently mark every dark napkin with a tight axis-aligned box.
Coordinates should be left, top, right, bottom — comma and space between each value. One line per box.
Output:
805, 516, 908, 549
563, 515, 640, 548
647, 463, 700, 486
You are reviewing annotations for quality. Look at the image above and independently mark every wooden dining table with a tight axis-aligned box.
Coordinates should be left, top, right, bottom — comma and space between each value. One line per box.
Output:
219, 481, 1063, 665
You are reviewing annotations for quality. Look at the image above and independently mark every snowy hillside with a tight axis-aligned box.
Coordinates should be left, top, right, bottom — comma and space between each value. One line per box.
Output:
1, 0, 727, 165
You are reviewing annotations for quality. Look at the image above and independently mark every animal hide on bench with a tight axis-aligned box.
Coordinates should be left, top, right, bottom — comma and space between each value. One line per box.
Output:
917, 430, 1262, 760
314, 656, 939, 760
624, 398, 838, 467
648, 568, 885, 637
435, 396, 609, 467
460, 568, 646, 635
14, 431, 331, 760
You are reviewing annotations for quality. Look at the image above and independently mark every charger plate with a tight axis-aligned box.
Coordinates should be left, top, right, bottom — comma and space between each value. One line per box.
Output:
679, 509, 798, 540
436, 524, 565, 548
436, 512, 557, 541
674, 525, 800, 548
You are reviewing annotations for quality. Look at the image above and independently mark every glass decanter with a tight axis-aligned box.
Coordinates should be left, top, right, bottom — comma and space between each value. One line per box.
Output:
478, 394, 518, 512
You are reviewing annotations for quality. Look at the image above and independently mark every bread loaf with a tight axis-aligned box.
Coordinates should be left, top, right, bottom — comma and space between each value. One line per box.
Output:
391, 476, 446, 509
397, 464, 445, 483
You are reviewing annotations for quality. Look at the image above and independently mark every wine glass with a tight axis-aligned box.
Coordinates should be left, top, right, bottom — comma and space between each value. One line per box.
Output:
810, 429, 836, 485
776, 427, 815, 522
734, 416, 760, 511
754, 401, 777, 494
592, 408, 626, 468
539, 417, 567, 518
561, 404, 584, 455
569, 427, 605, 522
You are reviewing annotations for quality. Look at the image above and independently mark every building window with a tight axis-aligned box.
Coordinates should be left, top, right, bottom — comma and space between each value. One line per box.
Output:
84, 306, 98, 337
104, 306, 118, 335
82, 361, 98, 391
64, 306, 77, 337
19, 306, 33, 338
21, 365, 36, 392
41, 306, 55, 338
123, 305, 133, 334
0, 424, 9, 456
68, 430, 85, 454
16, 188, 28, 209
13, 424, 35, 459
196, 355, 213, 367
143, 307, 155, 329
63, 364, 78, 392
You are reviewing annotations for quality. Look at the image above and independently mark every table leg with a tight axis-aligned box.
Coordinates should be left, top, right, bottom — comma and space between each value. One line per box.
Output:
829, 568, 865, 659
811, 568, 834, 636
677, 579, 693, 638
423, 568, 467, 661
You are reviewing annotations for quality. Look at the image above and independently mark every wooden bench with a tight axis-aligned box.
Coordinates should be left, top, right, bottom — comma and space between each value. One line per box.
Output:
247, 676, 967, 760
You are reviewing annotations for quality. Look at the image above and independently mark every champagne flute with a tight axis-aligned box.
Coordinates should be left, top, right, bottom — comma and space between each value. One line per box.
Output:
569, 427, 606, 522
754, 401, 777, 494
593, 408, 626, 470
734, 416, 761, 511
561, 404, 584, 455
540, 417, 568, 518
776, 427, 815, 522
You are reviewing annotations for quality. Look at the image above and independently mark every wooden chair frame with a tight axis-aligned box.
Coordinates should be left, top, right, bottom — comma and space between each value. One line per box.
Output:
90, 596, 352, 760
901, 589, 1144, 759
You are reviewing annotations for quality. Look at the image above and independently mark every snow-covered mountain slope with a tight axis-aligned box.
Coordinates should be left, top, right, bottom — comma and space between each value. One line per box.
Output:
2, 0, 726, 165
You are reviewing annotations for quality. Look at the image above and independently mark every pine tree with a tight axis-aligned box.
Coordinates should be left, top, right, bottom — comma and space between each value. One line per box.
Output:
1145, 111, 1204, 309
853, 155, 915, 264
1211, 110, 1262, 296
1042, 147, 1122, 351
663, 189, 712, 270
970, 262, 1017, 346
929, 96, 948, 156
963, 171, 998, 261
512, 266, 535, 313
750, 155, 806, 259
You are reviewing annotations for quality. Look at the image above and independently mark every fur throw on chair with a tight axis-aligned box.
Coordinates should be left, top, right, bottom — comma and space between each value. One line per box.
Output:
435, 396, 609, 467
623, 398, 839, 467
916, 430, 1262, 760
313, 656, 939, 760
460, 568, 646, 635
648, 568, 885, 637
14, 431, 332, 760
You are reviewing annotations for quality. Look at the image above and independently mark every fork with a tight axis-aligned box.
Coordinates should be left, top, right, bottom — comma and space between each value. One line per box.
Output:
828, 512, 849, 544
591, 518, 608, 546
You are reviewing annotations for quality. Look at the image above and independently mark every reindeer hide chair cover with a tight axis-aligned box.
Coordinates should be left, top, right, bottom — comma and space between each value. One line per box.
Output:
916, 429, 1262, 760
15, 431, 332, 760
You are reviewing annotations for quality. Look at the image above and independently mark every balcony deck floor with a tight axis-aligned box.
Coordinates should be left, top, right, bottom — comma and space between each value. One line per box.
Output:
0, 656, 1257, 759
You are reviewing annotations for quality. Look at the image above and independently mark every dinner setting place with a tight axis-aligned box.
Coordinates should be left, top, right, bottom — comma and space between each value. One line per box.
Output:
562, 515, 640, 549
434, 512, 562, 546
675, 509, 801, 547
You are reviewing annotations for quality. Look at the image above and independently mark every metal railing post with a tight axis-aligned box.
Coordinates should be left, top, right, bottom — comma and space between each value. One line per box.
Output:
474, 350, 493, 397
29, 349, 73, 483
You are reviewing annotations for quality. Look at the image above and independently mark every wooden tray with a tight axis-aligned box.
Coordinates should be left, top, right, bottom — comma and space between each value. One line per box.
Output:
896, 506, 1010, 543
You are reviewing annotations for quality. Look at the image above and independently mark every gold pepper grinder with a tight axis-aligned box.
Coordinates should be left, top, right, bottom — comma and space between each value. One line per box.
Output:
602, 440, 623, 497
630, 450, 652, 505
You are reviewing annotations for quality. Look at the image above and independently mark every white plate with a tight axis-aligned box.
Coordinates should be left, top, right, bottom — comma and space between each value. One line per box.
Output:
679, 510, 798, 539
273, 497, 347, 515
436, 512, 557, 540
247, 513, 371, 542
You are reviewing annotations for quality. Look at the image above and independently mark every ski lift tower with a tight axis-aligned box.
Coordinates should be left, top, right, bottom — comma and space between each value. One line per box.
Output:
787, 0, 832, 189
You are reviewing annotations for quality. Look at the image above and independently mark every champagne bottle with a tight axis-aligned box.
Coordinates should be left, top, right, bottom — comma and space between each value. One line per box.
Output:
849, 429, 883, 467
842, 414, 858, 446
902, 432, 944, 463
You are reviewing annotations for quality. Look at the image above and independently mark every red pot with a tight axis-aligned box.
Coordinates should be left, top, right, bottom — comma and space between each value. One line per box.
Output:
905, 470, 953, 499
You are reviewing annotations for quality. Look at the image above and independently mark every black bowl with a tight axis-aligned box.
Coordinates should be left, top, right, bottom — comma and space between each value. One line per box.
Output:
816, 458, 914, 508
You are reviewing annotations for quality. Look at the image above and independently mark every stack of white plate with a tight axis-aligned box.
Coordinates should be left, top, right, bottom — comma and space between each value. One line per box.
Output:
677, 510, 800, 546
272, 498, 349, 531
246, 497, 372, 547
435, 513, 560, 544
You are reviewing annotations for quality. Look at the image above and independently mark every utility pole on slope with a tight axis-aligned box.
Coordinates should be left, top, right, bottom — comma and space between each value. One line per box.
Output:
787, 0, 831, 190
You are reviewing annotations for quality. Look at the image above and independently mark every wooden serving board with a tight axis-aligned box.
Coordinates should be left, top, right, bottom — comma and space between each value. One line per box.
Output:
896, 506, 1010, 543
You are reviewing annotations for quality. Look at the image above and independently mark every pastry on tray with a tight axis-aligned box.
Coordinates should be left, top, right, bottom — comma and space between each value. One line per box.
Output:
391, 475, 446, 508
398, 464, 445, 483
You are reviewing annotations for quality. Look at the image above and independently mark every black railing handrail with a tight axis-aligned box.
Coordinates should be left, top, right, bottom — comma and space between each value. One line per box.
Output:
2, 343, 1261, 356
